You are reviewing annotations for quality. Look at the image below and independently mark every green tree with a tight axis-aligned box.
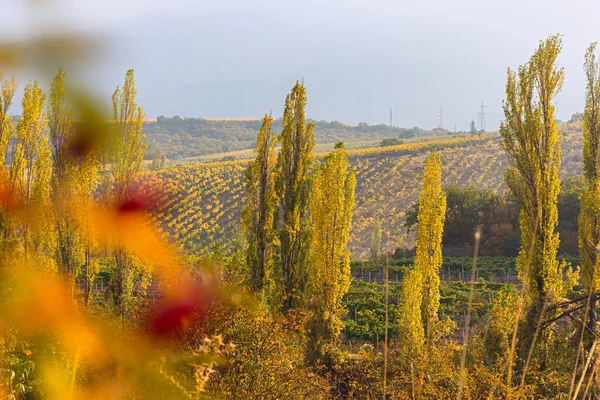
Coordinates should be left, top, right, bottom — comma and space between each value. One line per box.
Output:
442, 186, 499, 249
241, 114, 277, 294
150, 147, 163, 170
579, 42, 600, 333
306, 142, 356, 362
500, 35, 564, 353
274, 81, 315, 311
570, 112, 584, 123
370, 216, 382, 260
380, 138, 404, 147
469, 119, 477, 134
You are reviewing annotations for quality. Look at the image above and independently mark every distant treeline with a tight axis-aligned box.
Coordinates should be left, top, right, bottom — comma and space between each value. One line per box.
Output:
143, 116, 438, 159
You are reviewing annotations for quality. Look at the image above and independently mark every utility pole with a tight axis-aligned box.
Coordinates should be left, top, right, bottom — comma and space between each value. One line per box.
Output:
383, 257, 389, 400
477, 101, 487, 132
389, 106, 393, 127
437, 106, 444, 129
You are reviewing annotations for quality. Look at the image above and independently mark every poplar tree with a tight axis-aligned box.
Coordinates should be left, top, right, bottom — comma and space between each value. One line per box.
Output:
46, 68, 100, 296
398, 153, 446, 354
110, 69, 146, 202
306, 142, 356, 361
275, 81, 315, 311
241, 114, 277, 294
500, 35, 564, 349
48, 67, 83, 285
109, 69, 147, 321
398, 267, 425, 362
9, 81, 53, 258
370, 216, 382, 260
579, 42, 600, 331
416, 152, 446, 342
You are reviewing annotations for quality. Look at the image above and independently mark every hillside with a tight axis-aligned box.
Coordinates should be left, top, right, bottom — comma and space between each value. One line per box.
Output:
143, 116, 447, 159
141, 123, 583, 259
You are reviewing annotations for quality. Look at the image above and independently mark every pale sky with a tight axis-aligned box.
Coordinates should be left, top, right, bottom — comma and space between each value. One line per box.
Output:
3, 0, 600, 130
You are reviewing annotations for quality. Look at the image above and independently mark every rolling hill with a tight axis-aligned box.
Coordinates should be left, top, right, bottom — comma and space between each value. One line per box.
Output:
143, 116, 447, 159
140, 122, 583, 259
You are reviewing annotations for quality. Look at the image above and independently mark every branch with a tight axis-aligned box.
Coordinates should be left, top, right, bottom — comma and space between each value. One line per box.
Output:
546, 291, 600, 312
543, 303, 587, 329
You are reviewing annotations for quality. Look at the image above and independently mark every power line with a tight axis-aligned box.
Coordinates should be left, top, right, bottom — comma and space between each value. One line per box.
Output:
477, 101, 488, 132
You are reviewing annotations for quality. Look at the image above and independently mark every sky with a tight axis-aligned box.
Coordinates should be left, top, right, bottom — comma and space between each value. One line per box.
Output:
3, 0, 600, 130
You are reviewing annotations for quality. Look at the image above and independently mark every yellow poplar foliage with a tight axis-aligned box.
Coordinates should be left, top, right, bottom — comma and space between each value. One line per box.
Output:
108, 69, 148, 319
484, 286, 519, 363
306, 142, 356, 360
370, 216, 382, 260
110, 69, 147, 203
275, 81, 315, 311
9, 80, 53, 259
398, 267, 425, 358
241, 114, 277, 293
399, 153, 446, 352
579, 42, 600, 293
418, 152, 446, 340
500, 35, 564, 305
48, 67, 99, 284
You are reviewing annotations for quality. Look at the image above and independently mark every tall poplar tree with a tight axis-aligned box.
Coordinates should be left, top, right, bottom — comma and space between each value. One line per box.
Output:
398, 153, 446, 353
579, 42, 600, 331
9, 81, 53, 258
241, 114, 277, 294
275, 81, 315, 311
416, 152, 446, 342
370, 216, 382, 260
48, 67, 83, 285
398, 267, 425, 363
500, 35, 564, 350
47, 67, 100, 294
109, 69, 147, 321
110, 69, 147, 202
306, 142, 356, 362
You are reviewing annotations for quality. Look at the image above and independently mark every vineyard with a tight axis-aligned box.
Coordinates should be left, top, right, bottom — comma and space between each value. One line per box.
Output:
141, 124, 584, 258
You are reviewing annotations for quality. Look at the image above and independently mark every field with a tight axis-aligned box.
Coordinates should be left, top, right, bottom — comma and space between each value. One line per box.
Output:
141, 124, 583, 258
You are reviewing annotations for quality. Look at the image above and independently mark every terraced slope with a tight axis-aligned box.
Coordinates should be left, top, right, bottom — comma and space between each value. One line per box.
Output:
140, 128, 583, 259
